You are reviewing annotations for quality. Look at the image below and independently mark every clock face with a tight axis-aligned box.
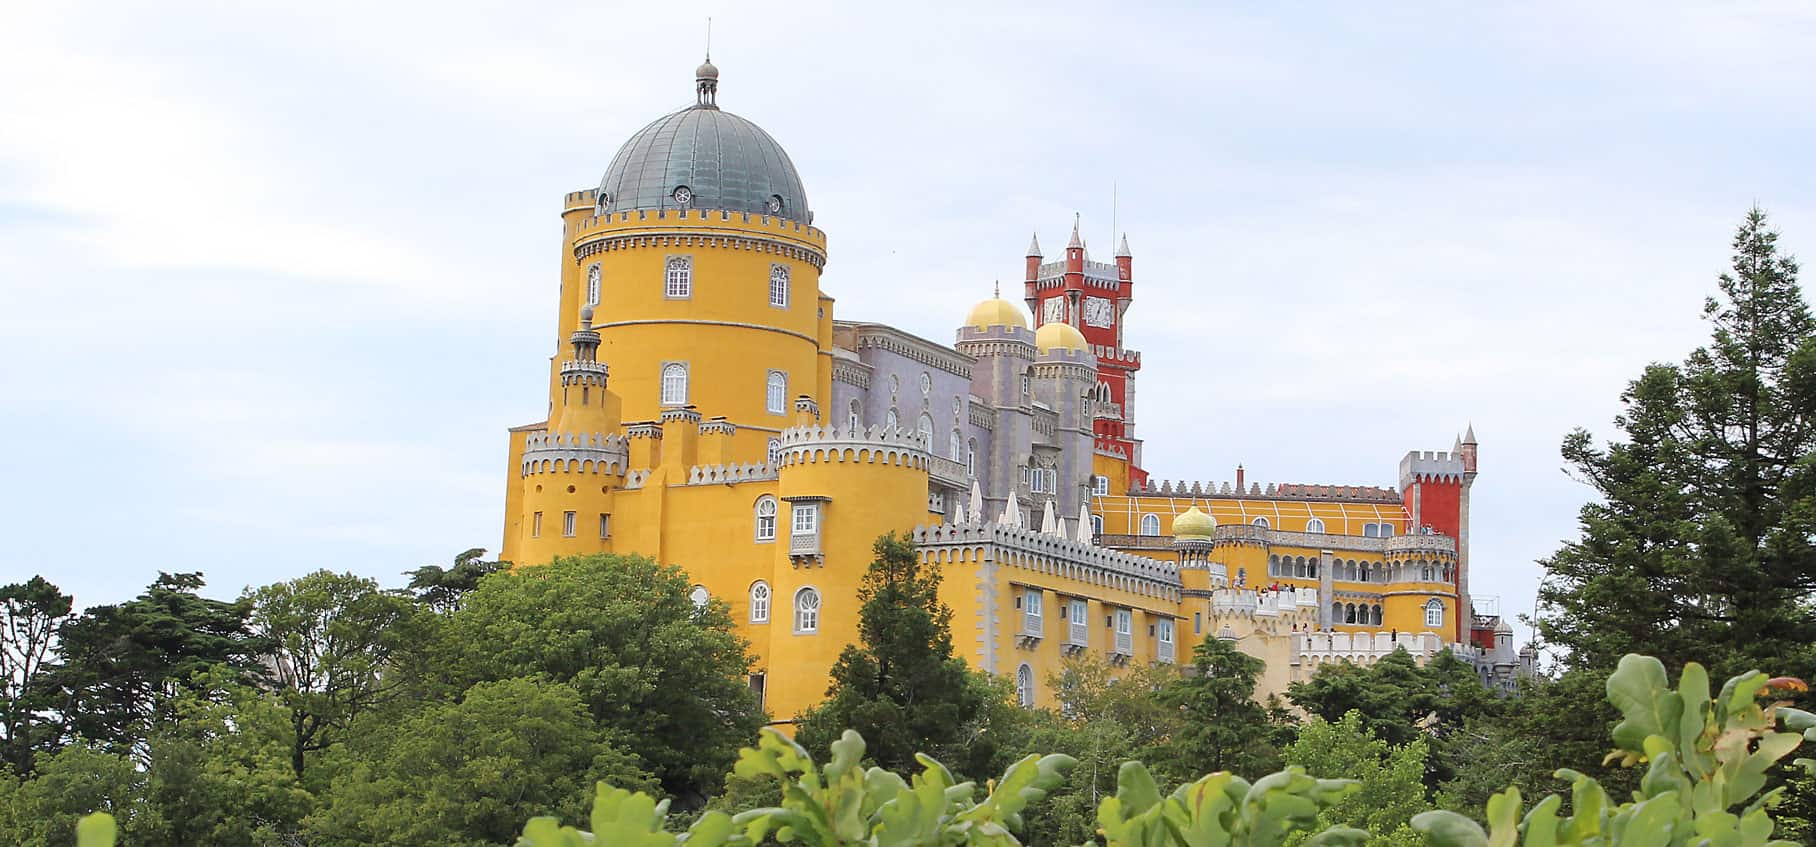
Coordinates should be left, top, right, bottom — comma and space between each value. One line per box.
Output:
672, 186, 693, 205
1042, 297, 1067, 324
1083, 296, 1115, 328
765, 195, 784, 214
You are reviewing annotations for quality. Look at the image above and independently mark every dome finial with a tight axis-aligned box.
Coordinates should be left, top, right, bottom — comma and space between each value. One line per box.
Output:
694, 21, 720, 109
993, 280, 1000, 298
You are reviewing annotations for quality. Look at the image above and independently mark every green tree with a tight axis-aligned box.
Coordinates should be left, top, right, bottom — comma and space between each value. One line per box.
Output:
439, 553, 762, 805
405, 547, 504, 615
306, 677, 645, 847
134, 670, 312, 847
49, 572, 259, 757
1159, 634, 1279, 777
245, 570, 420, 780
1536, 208, 1816, 683
0, 742, 140, 847
794, 533, 983, 776
1284, 711, 1428, 847
0, 576, 73, 776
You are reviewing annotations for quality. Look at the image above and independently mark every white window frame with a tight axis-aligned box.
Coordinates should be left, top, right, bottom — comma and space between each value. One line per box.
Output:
1092, 475, 1109, 496
754, 496, 778, 542
1114, 608, 1133, 654
531, 511, 542, 538
769, 263, 790, 308
966, 443, 977, 479
916, 413, 934, 448
598, 513, 610, 538
766, 371, 788, 415
1306, 518, 1326, 533
949, 430, 963, 461
767, 438, 782, 467
749, 581, 770, 623
792, 503, 819, 536
660, 362, 689, 406
665, 255, 692, 299
1023, 588, 1043, 634
1090, 514, 1103, 536
794, 587, 821, 633
1139, 513, 1160, 536
1016, 664, 1034, 707
1068, 598, 1089, 645
848, 399, 862, 432
1252, 516, 1271, 529
585, 263, 601, 307
1425, 599, 1444, 628
562, 510, 577, 537
885, 408, 899, 429
1157, 618, 1175, 663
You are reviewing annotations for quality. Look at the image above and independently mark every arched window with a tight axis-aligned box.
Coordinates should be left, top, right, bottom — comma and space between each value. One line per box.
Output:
1090, 514, 1103, 536
1331, 601, 1343, 621
585, 264, 601, 306
754, 496, 778, 541
1139, 513, 1161, 536
917, 413, 934, 447
795, 587, 821, 633
689, 585, 709, 609
769, 263, 790, 308
1309, 559, 1319, 578
665, 256, 692, 298
1372, 604, 1383, 626
950, 429, 963, 460
1424, 599, 1444, 628
749, 581, 770, 623
885, 408, 899, 430
1293, 556, 1306, 578
766, 371, 787, 415
767, 438, 782, 467
660, 363, 688, 406
1268, 554, 1280, 577
1306, 518, 1325, 533
848, 399, 862, 432
1252, 516, 1270, 529
966, 440, 978, 478
1016, 664, 1034, 707
1344, 603, 1356, 624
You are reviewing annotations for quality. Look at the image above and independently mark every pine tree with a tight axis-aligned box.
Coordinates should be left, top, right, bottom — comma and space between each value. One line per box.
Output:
1535, 207, 1816, 682
794, 533, 983, 774
1158, 635, 1278, 777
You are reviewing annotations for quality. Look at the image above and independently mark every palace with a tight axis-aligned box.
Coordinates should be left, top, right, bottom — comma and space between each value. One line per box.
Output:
499, 60, 1532, 725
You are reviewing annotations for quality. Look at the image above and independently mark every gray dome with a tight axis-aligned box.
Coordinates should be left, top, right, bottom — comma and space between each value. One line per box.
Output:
596, 87, 810, 224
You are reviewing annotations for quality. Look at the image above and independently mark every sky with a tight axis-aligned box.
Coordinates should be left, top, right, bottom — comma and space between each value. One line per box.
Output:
3, 2, 1815, 645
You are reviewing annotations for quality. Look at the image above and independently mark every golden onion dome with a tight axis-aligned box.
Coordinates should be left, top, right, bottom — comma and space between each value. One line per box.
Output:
965, 297, 1029, 331
1034, 321, 1089, 354
1171, 506, 1216, 539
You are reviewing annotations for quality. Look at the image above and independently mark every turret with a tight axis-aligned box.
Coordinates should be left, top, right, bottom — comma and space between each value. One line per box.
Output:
1024, 232, 1042, 291
553, 305, 622, 434
1114, 233, 1132, 284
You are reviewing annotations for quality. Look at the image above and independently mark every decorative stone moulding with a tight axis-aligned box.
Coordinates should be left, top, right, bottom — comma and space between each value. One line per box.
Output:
520, 432, 630, 477
912, 522, 1180, 601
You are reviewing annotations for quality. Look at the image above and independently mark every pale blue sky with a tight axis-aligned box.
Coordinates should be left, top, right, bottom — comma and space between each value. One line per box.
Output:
4, 3, 1814, 645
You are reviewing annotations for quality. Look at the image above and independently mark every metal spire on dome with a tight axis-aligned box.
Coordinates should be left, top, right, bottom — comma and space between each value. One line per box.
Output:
993, 280, 1000, 298
1067, 214, 1083, 249
694, 22, 719, 109
1026, 232, 1042, 257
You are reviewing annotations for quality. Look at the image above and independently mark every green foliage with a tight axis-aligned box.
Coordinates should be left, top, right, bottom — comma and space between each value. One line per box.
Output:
0, 575, 73, 776
1535, 208, 1816, 685
406, 547, 505, 614
0, 743, 140, 847
1413, 654, 1816, 846
517, 726, 1075, 846
438, 553, 763, 803
246, 569, 421, 780
1092, 759, 1368, 847
1283, 712, 1428, 846
796, 533, 984, 777
306, 676, 645, 846
48, 571, 259, 757
1160, 635, 1280, 778
1288, 648, 1497, 751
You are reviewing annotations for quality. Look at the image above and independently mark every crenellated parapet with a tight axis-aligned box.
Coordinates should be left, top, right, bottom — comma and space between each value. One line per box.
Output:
1291, 631, 1469, 668
1209, 587, 1320, 619
558, 358, 609, 388
521, 431, 630, 477
914, 522, 1181, 601
1399, 449, 1468, 487
568, 206, 828, 270
1384, 534, 1458, 558
683, 462, 779, 486
1134, 478, 1401, 503
777, 424, 932, 470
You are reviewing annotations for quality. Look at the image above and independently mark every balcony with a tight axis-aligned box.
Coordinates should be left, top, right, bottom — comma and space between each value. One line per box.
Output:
1158, 640, 1176, 664
790, 532, 820, 558
1065, 620, 1088, 655
1017, 612, 1043, 648
928, 455, 970, 488
1111, 629, 1133, 663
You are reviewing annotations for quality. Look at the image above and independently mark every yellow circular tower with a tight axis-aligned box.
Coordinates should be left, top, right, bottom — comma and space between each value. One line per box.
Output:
557, 60, 828, 461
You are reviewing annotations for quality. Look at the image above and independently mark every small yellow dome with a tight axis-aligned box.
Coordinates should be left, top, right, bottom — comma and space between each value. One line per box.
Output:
1034, 321, 1089, 354
1172, 506, 1216, 539
965, 297, 1028, 331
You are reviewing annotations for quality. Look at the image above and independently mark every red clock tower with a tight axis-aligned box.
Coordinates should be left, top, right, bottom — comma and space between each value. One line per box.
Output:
1024, 217, 1146, 485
